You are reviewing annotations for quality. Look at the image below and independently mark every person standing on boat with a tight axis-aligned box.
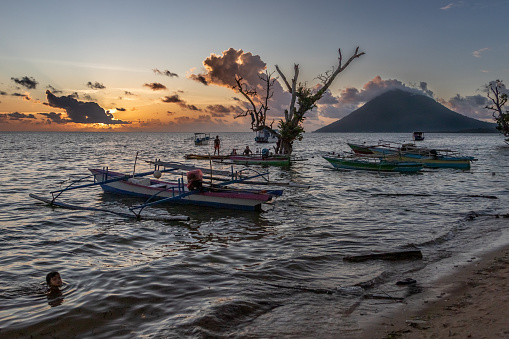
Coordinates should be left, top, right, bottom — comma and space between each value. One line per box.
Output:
214, 135, 221, 155
243, 145, 252, 155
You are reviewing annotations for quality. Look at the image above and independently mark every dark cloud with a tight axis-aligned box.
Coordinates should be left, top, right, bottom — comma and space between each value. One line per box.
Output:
46, 85, 62, 94
45, 90, 130, 125
189, 74, 208, 86
0, 91, 7, 96
206, 104, 242, 117
189, 48, 266, 88
161, 94, 202, 111
153, 68, 178, 77
124, 91, 135, 96
161, 95, 183, 103
39, 112, 71, 124
115, 107, 126, 111
11, 76, 38, 89
2, 112, 37, 120
144, 82, 167, 91
86, 81, 106, 90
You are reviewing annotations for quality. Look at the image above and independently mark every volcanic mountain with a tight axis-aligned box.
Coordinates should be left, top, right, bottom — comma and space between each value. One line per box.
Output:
314, 89, 496, 133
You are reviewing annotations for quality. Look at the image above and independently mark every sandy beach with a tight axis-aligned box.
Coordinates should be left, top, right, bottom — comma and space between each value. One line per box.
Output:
361, 243, 509, 339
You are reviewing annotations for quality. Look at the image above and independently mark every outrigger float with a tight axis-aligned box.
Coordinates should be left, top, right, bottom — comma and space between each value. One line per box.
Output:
30, 157, 308, 220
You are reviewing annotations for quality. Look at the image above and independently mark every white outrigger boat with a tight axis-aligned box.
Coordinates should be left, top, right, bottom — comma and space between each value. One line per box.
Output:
29, 158, 306, 220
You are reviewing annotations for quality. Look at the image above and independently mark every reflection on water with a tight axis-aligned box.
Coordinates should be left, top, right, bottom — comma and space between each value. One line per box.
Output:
0, 132, 508, 337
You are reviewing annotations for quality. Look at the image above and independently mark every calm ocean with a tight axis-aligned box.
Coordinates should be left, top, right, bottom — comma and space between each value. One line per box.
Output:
1, 131, 508, 338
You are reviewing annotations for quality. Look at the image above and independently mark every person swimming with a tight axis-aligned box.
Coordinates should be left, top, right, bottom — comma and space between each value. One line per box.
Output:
46, 271, 63, 289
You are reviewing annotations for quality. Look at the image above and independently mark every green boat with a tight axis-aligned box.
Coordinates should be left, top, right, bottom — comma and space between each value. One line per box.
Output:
323, 155, 423, 173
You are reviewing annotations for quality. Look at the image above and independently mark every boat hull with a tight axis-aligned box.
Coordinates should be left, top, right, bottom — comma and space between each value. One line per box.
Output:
323, 156, 423, 173
370, 147, 474, 169
89, 169, 276, 211
229, 155, 291, 166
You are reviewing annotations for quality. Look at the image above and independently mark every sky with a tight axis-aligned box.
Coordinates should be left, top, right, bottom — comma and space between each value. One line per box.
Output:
0, 0, 508, 132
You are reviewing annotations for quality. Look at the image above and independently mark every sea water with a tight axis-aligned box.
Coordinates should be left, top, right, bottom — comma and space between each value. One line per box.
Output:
0, 132, 508, 338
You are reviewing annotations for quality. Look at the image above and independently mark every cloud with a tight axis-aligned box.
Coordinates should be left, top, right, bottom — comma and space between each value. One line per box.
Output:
473, 48, 489, 58
206, 104, 245, 117
115, 107, 126, 111
124, 91, 135, 96
2, 112, 37, 120
11, 76, 38, 89
11, 92, 32, 101
46, 85, 62, 94
45, 90, 130, 124
314, 76, 441, 120
161, 94, 183, 103
39, 112, 71, 124
438, 94, 491, 120
189, 48, 266, 88
440, 2, 463, 10
86, 81, 106, 89
0, 91, 7, 96
188, 74, 208, 86
144, 82, 167, 91
153, 68, 178, 77
160, 94, 202, 111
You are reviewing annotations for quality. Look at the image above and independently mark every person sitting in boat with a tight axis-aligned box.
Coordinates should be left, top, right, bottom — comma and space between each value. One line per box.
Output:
214, 135, 220, 155
243, 146, 252, 155
261, 148, 270, 159
230, 148, 237, 155
187, 169, 203, 190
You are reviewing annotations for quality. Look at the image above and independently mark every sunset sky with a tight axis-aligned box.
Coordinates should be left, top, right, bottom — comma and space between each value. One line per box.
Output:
1, 0, 508, 132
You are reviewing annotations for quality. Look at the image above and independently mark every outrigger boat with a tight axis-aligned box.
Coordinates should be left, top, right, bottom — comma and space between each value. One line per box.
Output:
348, 141, 477, 169
323, 154, 423, 173
368, 143, 476, 170
29, 158, 308, 219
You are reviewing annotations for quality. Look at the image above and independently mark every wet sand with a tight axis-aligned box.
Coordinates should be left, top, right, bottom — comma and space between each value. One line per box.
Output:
361, 244, 509, 338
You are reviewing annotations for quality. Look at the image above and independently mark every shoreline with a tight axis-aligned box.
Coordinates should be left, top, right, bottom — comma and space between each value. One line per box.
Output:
359, 241, 509, 338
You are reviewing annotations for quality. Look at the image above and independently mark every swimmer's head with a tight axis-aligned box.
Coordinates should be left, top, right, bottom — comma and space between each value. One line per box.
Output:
46, 271, 62, 288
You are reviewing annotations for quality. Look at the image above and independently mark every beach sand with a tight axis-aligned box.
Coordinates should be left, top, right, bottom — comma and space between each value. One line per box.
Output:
360, 244, 509, 339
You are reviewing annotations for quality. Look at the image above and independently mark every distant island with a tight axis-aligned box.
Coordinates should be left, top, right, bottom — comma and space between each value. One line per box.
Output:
314, 89, 497, 133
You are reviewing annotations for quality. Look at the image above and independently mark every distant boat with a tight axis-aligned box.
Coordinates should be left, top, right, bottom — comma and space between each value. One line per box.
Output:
323, 154, 423, 173
413, 131, 425, 141
194, 133, 210, 146
255, 128, 278, 143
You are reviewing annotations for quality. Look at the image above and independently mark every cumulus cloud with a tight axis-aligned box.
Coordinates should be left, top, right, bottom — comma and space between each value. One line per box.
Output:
86, 81, 106, 90
190, 48, 291, 117
153, 69, 178, 77
144, 82, 167, 91
45, 90, 130, 124
11, 76, 38, 89
438, 94, 491, 120
189, 48, 267, 88
0, 91, 7, 96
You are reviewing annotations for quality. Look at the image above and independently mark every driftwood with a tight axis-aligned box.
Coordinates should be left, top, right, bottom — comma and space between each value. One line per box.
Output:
364, 293, 404, 301
343, 250, 423, 262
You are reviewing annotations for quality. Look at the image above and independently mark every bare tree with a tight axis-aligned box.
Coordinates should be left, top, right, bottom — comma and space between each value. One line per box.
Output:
274, 47, 365, 154
233, 47, 365, 155
485, 80, 509, 141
